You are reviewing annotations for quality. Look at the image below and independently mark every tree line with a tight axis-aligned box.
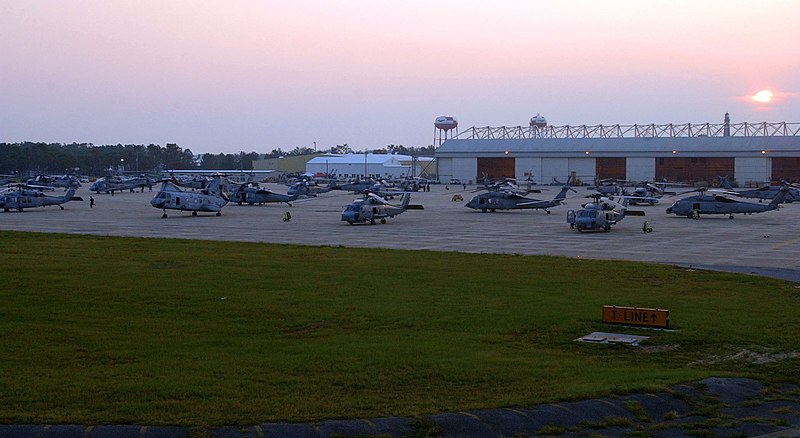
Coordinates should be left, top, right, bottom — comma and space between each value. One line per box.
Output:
0, 142, 437, 176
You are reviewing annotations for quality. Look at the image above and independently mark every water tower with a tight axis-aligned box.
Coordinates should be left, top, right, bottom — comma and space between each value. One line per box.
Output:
434, 115, 458, 146
529, 113, 547, 137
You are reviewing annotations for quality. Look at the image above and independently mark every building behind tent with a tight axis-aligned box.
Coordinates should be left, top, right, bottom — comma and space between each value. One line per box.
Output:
306, 154, 436, 179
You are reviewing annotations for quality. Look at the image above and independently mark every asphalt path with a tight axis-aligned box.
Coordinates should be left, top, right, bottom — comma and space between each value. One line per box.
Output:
2, 183, 799, 282
3, 378, 800, 437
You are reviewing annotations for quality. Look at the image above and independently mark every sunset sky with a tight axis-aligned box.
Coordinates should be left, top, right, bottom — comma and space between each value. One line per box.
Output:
2, 1, 799, 154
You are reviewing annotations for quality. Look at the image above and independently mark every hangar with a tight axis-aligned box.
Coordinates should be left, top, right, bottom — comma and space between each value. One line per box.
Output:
306, 154, 435, 179
435, 121, 800, 186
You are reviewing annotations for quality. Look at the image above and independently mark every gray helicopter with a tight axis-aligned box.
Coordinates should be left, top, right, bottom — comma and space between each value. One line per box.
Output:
716, 176, 798, 203
476, 176, 540, 196
90, 175, 155, 194
1, 185, 82, 212
27, 175, 81, 190
589, 178, 627, 196
328, 179, 378, 193
666, 185, 790, 219
286, 179, 333, 198
150, 178, 229, 218
465, 184, 576, 213
567, 195, 645, 232
341, 192, 423, 225
231, 183, 299, 206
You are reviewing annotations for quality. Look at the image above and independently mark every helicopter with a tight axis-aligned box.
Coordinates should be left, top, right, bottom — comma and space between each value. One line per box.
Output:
26, 175, 81, 190
150, 178, 229, 218
0, 174, 17, 186
475, 175, 541, 196
567, 195, 645, 232
90, 175, 155, 194
465, 184, 576, 213
231, 183, 299, 206
328, 179, 378, 193
665, 185, 790, 219
396, 177, 429, 192
286, 179, 333, 198
589, 178, 627, 196
715, 176, 798, 203
1, 185, 82, 212
341, 192, 423, 225
620, 186, 662, 206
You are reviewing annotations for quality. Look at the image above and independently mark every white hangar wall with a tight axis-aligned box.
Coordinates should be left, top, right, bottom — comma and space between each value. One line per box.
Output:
441, 157, 477, 183
568, 158, 595, 184
734, 158, 771, 186
453, 158, 477, 183
626, 158, 655, 182
515, 158, 541, 182
437, 158, 453, 181
540, 158, 568, 183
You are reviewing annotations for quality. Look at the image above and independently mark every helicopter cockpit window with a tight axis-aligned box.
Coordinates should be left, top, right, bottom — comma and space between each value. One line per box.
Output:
577, 209, 598, 218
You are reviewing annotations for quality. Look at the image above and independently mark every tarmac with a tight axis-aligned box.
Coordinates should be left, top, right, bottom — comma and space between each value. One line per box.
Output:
2, 183, 799, 282
2, 183, 800, 437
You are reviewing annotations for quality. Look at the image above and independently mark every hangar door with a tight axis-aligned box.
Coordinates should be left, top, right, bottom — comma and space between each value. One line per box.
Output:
655, 157, 733, 183
772, 157, 800, 182
595, 158, 626, 181
477, 157, 515, 181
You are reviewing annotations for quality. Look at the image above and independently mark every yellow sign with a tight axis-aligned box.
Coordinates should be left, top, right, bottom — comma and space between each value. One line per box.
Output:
602, 306, 669, 328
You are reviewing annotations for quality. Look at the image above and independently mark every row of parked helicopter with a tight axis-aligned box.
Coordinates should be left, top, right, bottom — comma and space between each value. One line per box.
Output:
2, 173, 799, 231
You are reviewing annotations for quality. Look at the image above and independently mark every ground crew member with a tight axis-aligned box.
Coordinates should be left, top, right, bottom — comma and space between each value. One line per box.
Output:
89, 196, 95, 208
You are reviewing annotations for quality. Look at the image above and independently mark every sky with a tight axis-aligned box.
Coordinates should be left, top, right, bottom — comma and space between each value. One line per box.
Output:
2, 0, 799, 154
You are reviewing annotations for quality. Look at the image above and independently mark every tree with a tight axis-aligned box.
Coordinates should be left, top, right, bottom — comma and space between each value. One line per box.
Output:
331, 144, 352, 154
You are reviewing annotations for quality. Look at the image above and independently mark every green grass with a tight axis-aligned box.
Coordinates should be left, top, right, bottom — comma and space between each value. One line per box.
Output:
1, 230, 799, 427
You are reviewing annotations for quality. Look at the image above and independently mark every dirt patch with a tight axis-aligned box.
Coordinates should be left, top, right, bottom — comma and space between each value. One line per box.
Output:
694, 348, 800, 365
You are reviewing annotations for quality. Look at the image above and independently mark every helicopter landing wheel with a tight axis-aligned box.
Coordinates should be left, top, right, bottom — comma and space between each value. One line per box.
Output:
347, 220, 354, 225
192, 211, 197, 216
481, 209, 487, 213
546, 210, 551, 214
380, 218, 386, 224
162, 212, 168, 218
216, 212, 221, 216
59, 205, 64, 210
729, 215, 734, 219
370, 219, 376, 225
603, 225, 610, 232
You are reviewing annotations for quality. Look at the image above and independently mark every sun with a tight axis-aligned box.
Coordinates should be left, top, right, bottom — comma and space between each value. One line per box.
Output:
752, 89, 774, 103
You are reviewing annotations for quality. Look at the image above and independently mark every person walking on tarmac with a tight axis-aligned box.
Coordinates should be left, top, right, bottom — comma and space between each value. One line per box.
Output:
89, 196, 95, 208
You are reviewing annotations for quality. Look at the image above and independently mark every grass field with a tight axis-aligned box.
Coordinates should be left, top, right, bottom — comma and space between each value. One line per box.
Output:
1, 230, 798, 428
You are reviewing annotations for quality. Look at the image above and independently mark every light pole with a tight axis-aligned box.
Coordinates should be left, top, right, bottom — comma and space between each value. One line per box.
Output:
314, 141, 317, 152
120, 158, 124, 173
